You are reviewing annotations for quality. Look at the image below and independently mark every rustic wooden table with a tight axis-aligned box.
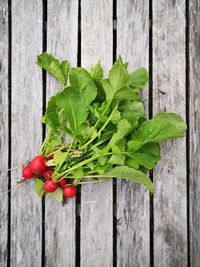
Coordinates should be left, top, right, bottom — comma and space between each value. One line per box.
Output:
0, 0, 199, 266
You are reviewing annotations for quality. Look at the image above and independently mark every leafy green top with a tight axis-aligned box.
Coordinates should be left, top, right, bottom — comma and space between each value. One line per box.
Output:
35, 53, 187, 198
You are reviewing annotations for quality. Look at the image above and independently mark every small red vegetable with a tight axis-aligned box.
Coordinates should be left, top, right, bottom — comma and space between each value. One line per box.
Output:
42, 168, 53, 180
30, 155, 47, 174
44, 179, 58, 193
63, 185, 77, 198
58, 178, 67, 186
22, 166, 35, 179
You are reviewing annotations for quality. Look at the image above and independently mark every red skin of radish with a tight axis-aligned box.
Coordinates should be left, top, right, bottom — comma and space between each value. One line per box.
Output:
63, 185, 77, 198
22, 166, 35, 179
42, 168, 53, 180
44, 179, 58, 193
58, 178, 67, 186
30, 155, 47, 174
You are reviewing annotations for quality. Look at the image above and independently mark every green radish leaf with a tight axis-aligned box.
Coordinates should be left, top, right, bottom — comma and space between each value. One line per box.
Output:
108, 119, 132, 148
113, 87, 138, 101
60, 60, 69, 81
87, 162, 94, 171
101, 79, 113, 102
35, 178, 45, 197
72, 166, 84, 179
102, 57, 130, 103
130, 67, 149, 91
108, 56, 130, 92
108, 153, 125, 165
127, 143, 160, 170
36, 53, 68, 87
37, 54, 187, 199
110, 107, 121, 125
69, 68, 97, 106
54, 150, 68, 166
124, 158, 140, 169
57, 87, 88, 136
42, 93, 62, 130
133, 112, 187, 145
120, 101, 144, 127
90, 61, 104, 81
48, 187, 63, 202
104, 166, 155, 193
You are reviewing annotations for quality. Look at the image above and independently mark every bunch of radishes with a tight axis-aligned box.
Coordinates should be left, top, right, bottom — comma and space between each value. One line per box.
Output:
22, 155, 77, 198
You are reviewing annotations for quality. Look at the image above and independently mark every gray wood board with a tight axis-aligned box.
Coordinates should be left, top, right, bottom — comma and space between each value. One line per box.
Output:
153, 0, 187, 266
11, 0, 43, 266
189, 1, 200, 266
0, 0, 8, 265
45, 0, 78, 266
116, 0, 150, 266
81, 0, 113, 266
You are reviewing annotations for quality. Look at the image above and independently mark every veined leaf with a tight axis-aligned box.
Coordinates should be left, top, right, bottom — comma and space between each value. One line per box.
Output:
36, 53, 68, 87
130, 67, 149, 91
90, 61, 103, 81
69, 68, 97, 106
127, 143, 160, 170
48, 187, 63, 202
35, 178, 45, 197
114, 87, 138, 101
57, 87, 88, 136
60, 60, 69, 81
102, 57, 130, 103
108, 119, 132, 148
103, 166, 155, 193
134, 112, 187, 143
72, 166, 84, 179
108, 153, 125, 165
54, 150, 68, 166
108, 56, 130, 91
120, 101, 144, 127
125, 158, 140, 169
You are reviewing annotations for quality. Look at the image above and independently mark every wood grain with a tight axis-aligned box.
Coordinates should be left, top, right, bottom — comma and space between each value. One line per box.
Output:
153, 1, 187, 266
116, 0, 150, 266
11, 1, 43, 266
0, 0, 8, 265
189, 1, 200, 266
81, 0, 113, 266
45, 1, 78, 266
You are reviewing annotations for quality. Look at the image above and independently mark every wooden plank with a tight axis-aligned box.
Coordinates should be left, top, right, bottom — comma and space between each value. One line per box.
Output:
153, 1, 187, 266
189, 1, 200, 266
116, 1, 150, 266
0, 1, 9, 265
11, 1, 43, 266
81, 0, 113, 266
45, 1, 78, 266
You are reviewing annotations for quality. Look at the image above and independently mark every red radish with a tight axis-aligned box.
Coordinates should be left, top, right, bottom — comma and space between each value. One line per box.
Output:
22, 166, 35, 179
30, 155, 47, 174
63, 185, 77, 198
44, 179, 58, 193
58, 178, 67, 186
42, 168, 53, 180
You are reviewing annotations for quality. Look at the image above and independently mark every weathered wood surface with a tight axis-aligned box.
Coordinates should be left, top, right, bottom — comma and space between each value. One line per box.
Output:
2, 0, 200, 266
189, 1, 200, 266
11, 0, 43, 266
116, 0, 150, 266
0, 1, 8, 265
45, 1, 78, 266
153, 1, 187, 266
81, 0, 113, 266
